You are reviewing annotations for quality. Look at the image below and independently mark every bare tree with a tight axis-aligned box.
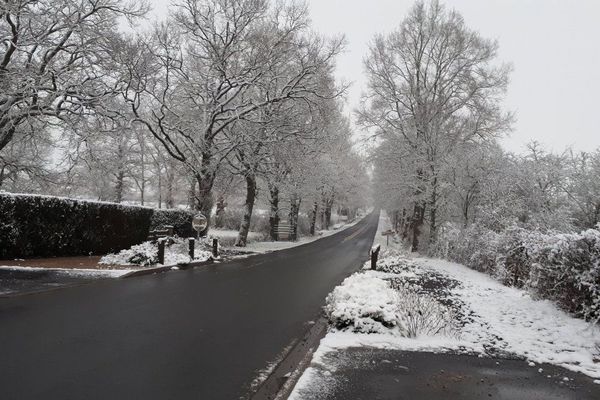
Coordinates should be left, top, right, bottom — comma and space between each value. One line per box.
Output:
0, 0, 147, 152
361, 0, 512, 251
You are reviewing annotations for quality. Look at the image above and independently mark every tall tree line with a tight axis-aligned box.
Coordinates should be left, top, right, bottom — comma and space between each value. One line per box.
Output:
0, 0, 370, 246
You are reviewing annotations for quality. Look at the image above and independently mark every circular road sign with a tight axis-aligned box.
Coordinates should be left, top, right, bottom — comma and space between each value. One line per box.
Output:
192, 213, 208, 232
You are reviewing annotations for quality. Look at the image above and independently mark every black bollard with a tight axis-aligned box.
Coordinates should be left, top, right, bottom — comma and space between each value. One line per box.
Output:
370, 244, 381, 270
158, 238, 166, 265
212, 238, 219, 258
189, 238, 195, 260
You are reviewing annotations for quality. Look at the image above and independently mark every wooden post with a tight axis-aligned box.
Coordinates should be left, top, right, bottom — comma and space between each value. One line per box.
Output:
189, 238, 195, 260
158, 238, 166, 265
212, 238, 219, 258
370, 244, 381, 270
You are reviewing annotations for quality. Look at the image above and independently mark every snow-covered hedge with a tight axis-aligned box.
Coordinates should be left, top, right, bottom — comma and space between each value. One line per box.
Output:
434, 223, 600, 322
0, 193, 197, 259
150, 208, 195, 238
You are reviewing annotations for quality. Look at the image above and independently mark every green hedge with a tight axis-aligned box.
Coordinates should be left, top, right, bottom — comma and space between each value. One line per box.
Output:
0, 193, 194, 259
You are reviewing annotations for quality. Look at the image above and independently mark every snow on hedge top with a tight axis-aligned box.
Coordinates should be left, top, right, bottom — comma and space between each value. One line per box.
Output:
0, 191, 155, 210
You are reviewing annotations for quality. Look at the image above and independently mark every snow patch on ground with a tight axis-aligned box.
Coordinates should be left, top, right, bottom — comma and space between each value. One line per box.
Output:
0, 265, 133, 278
416, 257, 600, 378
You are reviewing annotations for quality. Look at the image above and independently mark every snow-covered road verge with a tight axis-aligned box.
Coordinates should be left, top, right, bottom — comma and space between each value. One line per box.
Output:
289, 211, 600, 399
416, 257, 600, 378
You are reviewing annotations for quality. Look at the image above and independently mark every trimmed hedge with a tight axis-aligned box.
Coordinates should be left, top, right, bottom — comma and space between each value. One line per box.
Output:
0, 193, 195, 259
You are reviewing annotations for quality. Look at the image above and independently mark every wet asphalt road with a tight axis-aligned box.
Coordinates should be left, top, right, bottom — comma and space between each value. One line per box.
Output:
0, 213, 378, 400
294, 348, 600, 400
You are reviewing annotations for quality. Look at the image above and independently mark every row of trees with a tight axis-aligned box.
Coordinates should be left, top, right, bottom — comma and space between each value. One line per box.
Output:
0, 0, 369, 246
368, 0, 599, 252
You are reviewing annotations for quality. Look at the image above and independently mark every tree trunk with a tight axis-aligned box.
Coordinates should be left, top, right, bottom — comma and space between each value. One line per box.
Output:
309, 201, 318, 235
195, 172, 215, 235
114, 169, 125, 203
324, 195, 334, 229
157, 170, 162, 209
0, 124, 16, 153
289, 194, 301, 241
269, 185, 280, 241
235, 174, 257, 247
410, 201, 426, 252
428, 176, 439, 245
166, 172, 174, 209
188, 177, 196, 210
215, 196, 226, 228
195, 153, 216, 235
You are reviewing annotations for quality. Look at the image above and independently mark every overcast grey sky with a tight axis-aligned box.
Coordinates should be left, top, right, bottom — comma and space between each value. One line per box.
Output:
149, 0, 600, 153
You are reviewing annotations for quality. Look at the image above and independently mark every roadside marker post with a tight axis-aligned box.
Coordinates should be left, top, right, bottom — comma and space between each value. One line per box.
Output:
370, 244, 381, 270
189, 238, 195, 260
158, 238, 166, 265
212, 238, 219, 258
381, 230, 394, 247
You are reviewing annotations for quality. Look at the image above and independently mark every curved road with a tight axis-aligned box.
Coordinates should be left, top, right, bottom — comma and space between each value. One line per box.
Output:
0, 212, 379, 399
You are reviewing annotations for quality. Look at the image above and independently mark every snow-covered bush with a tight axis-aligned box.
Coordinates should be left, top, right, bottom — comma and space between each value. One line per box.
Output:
101, 241, 159, 266
325, 271, 456, 337
394, 284, 456, 338
325, 272, 400, 333
529, 228, 600, 321
435, 222, 600, 322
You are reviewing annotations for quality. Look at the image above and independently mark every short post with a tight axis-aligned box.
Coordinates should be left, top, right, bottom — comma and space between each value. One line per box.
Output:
212, 238, 219, 258
370, 244, 381, 270
188, 238, 195, 260
157, 238, 166, 265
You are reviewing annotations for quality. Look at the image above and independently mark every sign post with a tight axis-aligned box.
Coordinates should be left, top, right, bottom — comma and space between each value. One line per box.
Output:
381, 229, 394, 246
192, 213, 208, 240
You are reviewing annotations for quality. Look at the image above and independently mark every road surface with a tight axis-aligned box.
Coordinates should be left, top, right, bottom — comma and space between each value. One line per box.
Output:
292, 348, 600, 399
0, 212, 378, 399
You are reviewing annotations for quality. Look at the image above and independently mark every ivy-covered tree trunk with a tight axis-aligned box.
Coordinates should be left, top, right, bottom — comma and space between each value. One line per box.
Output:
235, 174, 257, 247
269, 184, 280, 241
195, 153, 216, 236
